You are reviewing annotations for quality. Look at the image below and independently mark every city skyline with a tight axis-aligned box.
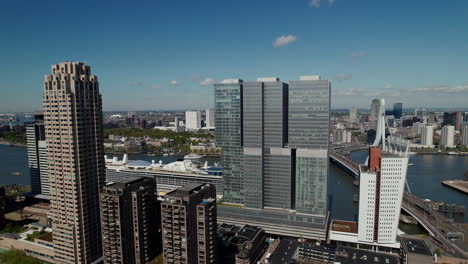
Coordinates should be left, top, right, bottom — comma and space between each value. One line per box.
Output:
1, 0, 468, 112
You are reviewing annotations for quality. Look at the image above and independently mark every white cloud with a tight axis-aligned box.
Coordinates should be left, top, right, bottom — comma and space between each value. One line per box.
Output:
336, 74, 352, 81
273, 35, 297, 48
309, 0, 321, 8
328, 0, 336, 6
169, 80, 179, 86
334, 88, 365, 96
415, 85, 468, 93
350, 51, 366, 58
200, 78, 215, 86
384, 84, 393, 89
191, 75, 203, 80
130, 81, 142, 87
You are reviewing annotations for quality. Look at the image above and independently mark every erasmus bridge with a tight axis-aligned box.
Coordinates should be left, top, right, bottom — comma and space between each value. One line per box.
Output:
329, 99, 468, 258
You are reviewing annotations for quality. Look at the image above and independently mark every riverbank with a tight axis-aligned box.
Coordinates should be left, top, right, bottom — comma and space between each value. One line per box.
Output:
412, 150, 468, 155
0, 141, 26, 147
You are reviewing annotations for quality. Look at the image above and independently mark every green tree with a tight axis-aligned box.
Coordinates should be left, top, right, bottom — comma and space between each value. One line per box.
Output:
0, 249, 44, 264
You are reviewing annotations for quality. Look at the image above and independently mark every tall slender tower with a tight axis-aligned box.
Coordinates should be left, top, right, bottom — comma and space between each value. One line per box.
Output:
369, 99, 380, 130
43, 62, 105, 264
26, 111, 49, 196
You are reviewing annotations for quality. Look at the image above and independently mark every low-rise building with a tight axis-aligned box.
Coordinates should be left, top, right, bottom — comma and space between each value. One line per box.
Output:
296, 243, 336, 263
0, 228, 54, 263
217, 223, 268, 264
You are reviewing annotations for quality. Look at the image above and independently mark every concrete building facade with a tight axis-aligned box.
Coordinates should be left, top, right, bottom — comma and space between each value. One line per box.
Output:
441, 125, 455, 148
205, 108, 215, 128
358, 147, 408, 247
421, 125, 434, 147
349, 106, 358, 122
100, 177, 161, 264
161, 184, 217, 264
43, 62, 105, 264
185, 111, 201, 130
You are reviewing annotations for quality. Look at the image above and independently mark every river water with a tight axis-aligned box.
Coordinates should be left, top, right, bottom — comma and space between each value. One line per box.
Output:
1, 145, 466, 224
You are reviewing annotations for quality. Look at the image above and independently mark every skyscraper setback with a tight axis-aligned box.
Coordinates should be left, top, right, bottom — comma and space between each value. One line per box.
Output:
43, 62, 105, 264
214, 76, 330, 240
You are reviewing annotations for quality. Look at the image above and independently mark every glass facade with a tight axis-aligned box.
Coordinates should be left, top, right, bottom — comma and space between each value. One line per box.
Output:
288, 80, 330, 216
393, 103, 403, 119
215, 77, 330, 239
288, 80, 330, 149
214, 82, 243, 204
262, 81, 291, 209
242, 82, 264, 208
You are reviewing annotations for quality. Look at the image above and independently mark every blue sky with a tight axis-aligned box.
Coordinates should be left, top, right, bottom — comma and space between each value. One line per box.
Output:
1, 0, 467, 112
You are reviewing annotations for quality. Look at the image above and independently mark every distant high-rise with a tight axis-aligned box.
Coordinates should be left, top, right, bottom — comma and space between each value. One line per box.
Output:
185, 110, 201, 130
44, 62, 105, 264
358, 146, 408, 247
161, 184, 217, 264
349, 106, 358, 122
100, 177, 161, 264
26, 111, 49, 196
369, 99, 380, 130
393, 103, 403, 119
421, 125, 434, 147
415, 108, 427, 119
443, 112, 457, 127
205, 108, 215, 128
441, 125, 455, 148
215, 75, 330, 240
462, 125, 468, 147
455, 112, 462, 130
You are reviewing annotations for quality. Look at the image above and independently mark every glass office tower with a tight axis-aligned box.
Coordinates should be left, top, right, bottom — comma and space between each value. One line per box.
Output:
393, 103, 403, 119
289, 77, 330, 216
215, 76, 331, 240
214, 79, 244, 204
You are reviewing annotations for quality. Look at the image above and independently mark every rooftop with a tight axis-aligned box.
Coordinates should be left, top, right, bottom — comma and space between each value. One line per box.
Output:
165, 183, 209, 197
335, 246, 400, 264
105, 176, 149, 189
231, 225, 262, 245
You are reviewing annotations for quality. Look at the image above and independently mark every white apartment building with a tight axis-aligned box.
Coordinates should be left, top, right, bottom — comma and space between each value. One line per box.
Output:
421, 125, 434, 147
205, 108, 215, 128
358, 146, 408, 248
441, 125, 455, 148
185, 110, 201, 130
349, 106, 357, 122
